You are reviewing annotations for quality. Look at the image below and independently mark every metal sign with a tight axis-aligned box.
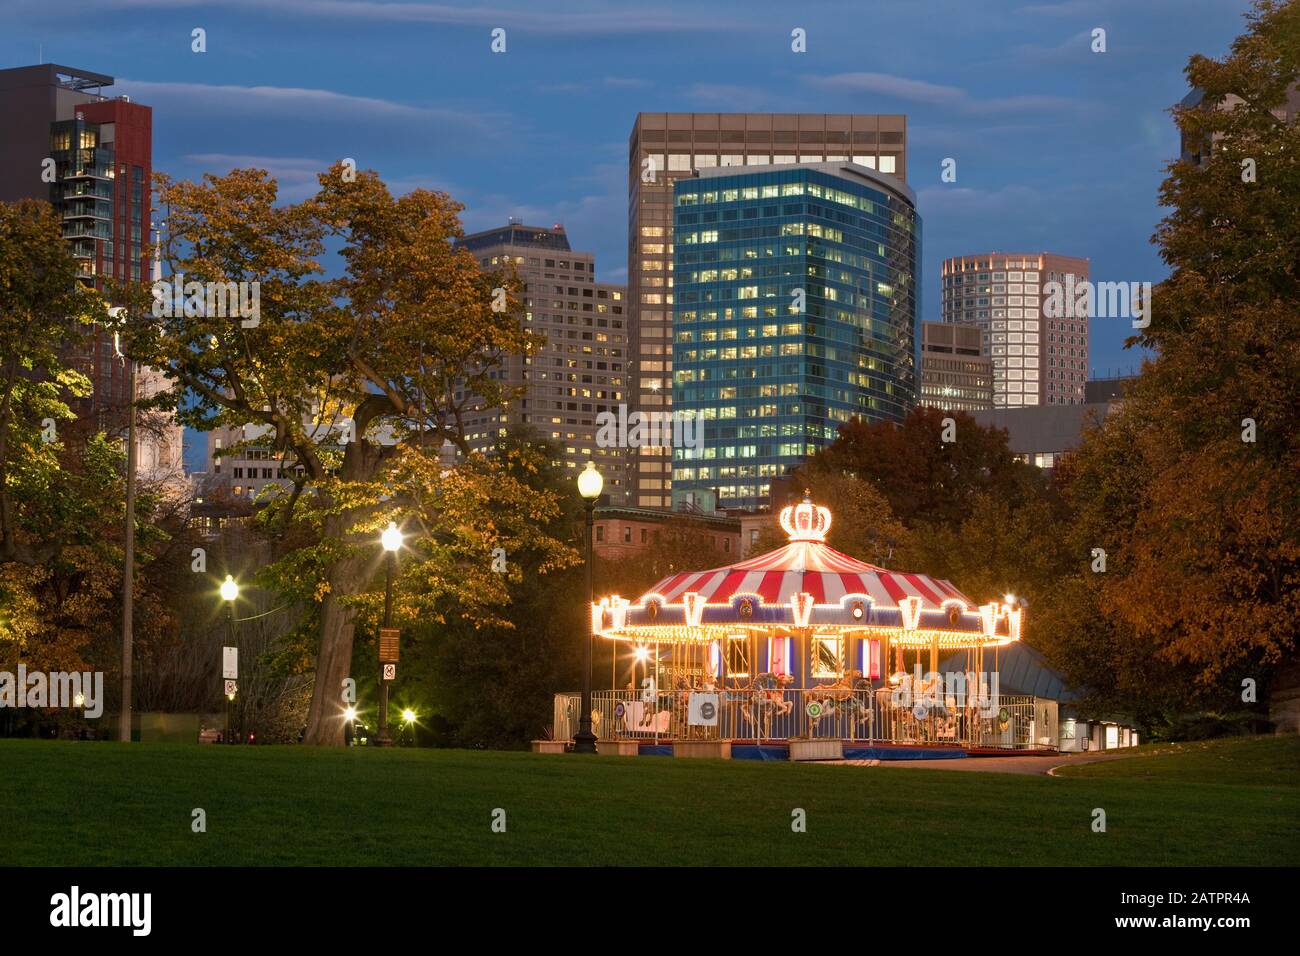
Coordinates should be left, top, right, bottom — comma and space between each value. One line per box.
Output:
622, 701, 669, 735
222, 646, 238, 680
687, 692, 719, 727
224, 679, 237, 698
379, 628, 400, 663
382, 663, 396, 681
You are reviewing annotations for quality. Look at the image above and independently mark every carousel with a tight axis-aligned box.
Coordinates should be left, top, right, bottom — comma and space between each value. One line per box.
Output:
552, 494, 1042, 759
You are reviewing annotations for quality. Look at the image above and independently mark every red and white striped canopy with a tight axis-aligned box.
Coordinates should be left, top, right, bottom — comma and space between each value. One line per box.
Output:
642, 539, 975, 611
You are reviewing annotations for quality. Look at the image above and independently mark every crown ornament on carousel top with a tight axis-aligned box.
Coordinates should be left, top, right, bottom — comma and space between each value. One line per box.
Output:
779, 491, 832, 543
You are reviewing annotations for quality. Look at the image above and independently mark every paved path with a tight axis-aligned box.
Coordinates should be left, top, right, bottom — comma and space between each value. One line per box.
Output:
827, 751, 1135, 776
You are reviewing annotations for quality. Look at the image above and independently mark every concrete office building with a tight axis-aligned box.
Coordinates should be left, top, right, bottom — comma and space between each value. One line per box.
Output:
457, 223, 632, 503
919, 321, 992, 411
941, 252, 1089, 408
1084, 375, 1137, 404
970, 400, 1119, 470
628, 112, 908, 508
202, 424, 303, 503
671, 162, 919, 511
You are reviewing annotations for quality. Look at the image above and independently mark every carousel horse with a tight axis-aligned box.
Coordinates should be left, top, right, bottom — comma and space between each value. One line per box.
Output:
805, 670, 875, 730
730, 672, 794, 737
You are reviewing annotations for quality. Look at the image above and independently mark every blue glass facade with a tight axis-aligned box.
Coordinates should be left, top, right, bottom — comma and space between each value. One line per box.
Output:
671, 164, 920, 510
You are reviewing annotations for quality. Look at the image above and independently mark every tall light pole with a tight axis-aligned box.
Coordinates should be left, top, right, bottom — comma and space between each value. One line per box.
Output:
375, 520, 403, 747
110, 305, 134, 744
220, 574, 239, 743
574, 462, 603, 753
120, 355, 137, 743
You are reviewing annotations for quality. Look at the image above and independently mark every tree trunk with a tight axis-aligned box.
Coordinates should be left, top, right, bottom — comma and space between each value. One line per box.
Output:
301, 520, 371, 745
300, 427, 391, 745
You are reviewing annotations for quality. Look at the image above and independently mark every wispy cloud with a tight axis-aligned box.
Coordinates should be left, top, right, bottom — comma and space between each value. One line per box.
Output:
917, 183, 1044, 217
65, 0, 738, 34
118, 78, 491, 125
176, 154, 331, 199
1011, 29, 1101, 63
806, 73, 967, 108
1016, 0, 1105, 15
802, 71, 1085, 116
538, 76, 653, 95
115, 78, 511, 160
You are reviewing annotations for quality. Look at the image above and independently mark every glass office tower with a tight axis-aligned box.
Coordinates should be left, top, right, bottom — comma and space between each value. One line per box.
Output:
671, 162, 919, 510
627, 112, 907, 509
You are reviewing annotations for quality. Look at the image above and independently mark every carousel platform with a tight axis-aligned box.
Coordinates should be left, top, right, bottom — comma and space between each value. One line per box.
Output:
534, 738, 1058, 759
625, 741, 971, 761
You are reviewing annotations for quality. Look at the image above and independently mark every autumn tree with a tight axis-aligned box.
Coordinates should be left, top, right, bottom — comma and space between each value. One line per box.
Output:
803, 406, 1045, 529
124, 166, 575, 744
1061, 0, 1300, 698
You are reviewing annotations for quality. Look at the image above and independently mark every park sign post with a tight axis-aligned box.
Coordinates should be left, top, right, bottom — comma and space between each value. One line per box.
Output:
379, 629, 400, 665
222, 647, 238, 743
376, 628, 399, 747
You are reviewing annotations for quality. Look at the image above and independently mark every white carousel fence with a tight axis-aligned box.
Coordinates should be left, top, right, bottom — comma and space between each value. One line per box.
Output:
552, 688, 1055, 751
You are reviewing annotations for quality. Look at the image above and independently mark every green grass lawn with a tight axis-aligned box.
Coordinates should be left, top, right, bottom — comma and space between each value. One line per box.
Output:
1, 735, 1295, 866
1055, 735, 1300, 786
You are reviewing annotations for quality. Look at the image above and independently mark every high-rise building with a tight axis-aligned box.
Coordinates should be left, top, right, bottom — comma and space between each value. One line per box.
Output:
940, 252, 1089, 407
0, 64, 154, 420
628, 112, 908, 508
0, 64, 181, 485
919, 321, 992, 411
671, 162, 919, 511
456, 222, 632, 502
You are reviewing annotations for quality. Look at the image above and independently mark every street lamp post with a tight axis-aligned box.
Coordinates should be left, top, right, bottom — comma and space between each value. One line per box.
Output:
375, 521, 403, 747
574, 462, 603, 754
220, 574, 239, 743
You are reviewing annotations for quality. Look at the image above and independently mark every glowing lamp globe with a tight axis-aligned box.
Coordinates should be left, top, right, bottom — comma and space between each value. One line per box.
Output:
344, 706, 357, 722
381, 521, 403, 553
401, 708, 416, 724
220, 575, 239, 603
577, 462, 603, 500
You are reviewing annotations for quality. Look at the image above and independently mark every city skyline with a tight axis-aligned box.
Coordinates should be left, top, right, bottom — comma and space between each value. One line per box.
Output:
0, 0, 1247, 388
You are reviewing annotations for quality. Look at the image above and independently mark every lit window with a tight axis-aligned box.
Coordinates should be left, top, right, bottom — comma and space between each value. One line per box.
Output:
812, 635, 842, 678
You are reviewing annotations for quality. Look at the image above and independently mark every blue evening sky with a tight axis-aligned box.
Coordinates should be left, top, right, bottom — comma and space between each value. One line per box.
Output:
2, 0, 1252, 467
